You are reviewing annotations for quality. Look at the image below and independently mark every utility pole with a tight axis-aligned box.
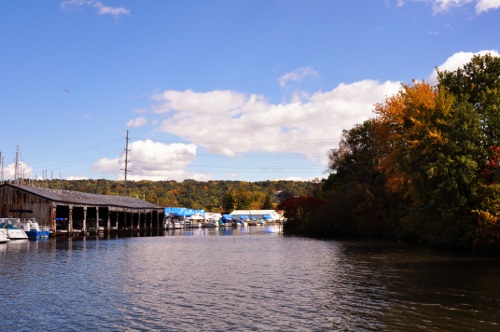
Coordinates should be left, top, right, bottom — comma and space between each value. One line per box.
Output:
123, 130, 131, 196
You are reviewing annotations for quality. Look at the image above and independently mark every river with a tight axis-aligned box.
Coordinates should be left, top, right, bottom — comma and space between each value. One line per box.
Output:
1, 225, 499, 331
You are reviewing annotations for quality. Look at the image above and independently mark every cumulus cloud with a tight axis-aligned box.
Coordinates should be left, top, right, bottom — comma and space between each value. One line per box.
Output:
127, 117, 148, 128
428, 49, 500, 84
91, 139, 212, 181
278, 66, 319, 88
2, 162, 33, 181
151, 80, 401, 164
60, 0, 130, 17
476, 0, 500, 13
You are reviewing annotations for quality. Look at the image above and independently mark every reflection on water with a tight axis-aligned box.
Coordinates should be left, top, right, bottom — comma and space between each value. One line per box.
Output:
1, 227, 499, 331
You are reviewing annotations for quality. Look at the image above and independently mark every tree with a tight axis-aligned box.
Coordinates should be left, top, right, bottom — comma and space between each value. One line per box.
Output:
279, 196, 327, 236
438, 54, 500, 250
261, 194, 274, 209
235, 189, 251, 210
221, 192, 235, 214
373, 81, 483, 245
324, 119, 391, 237
438, 54, 500, 149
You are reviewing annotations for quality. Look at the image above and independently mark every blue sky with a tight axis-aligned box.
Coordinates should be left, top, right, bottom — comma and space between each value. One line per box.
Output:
1, 0, 499, 183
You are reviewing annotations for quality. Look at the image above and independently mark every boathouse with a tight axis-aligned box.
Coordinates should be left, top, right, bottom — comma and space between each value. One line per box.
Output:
0, 184, 165, 235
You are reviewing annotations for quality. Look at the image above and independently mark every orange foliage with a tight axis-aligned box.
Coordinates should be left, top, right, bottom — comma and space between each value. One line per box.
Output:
373, 81, 453, 193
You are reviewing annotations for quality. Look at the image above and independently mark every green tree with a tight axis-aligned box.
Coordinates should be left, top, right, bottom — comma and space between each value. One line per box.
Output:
261, 194, 274, 209
438, 54, 500, 149
235, 190, 251, 210
323, 119, 391, 237
221, 192, 235, 213
438, 54, 500, 250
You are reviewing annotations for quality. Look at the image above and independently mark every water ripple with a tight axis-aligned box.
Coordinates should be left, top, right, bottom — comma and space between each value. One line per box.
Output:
1, 231, 500, 331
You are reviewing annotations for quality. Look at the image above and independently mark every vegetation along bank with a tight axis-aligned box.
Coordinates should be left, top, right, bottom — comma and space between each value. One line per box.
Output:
282, 54, 500, 253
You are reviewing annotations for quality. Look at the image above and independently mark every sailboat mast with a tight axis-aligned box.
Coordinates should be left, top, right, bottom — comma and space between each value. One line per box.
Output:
15, 145, 19, 185
123, 130, 130, 196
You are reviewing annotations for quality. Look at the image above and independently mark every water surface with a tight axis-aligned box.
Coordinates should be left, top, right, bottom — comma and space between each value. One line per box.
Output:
1, 226, 499, 331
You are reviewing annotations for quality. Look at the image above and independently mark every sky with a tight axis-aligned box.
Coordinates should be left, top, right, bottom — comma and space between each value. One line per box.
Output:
1, 0, 499, 183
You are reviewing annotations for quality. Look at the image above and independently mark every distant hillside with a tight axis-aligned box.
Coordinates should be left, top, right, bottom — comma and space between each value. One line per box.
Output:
26, 179, 318, 213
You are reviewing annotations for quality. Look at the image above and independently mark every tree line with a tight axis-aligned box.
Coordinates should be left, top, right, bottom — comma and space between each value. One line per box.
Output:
30, 178, 317, 213
280, 54, 500, 252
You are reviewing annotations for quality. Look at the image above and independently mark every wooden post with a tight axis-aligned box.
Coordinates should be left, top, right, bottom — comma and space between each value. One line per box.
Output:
51, 205, 57, 234
68, 206, 73, 233
83, 206, 87, 233
96, 208, 100, 232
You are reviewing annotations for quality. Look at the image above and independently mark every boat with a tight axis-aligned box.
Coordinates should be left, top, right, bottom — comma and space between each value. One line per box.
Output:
0, 218, 29, 240
0, 227, 9, 243
188, 214, 204, 228
221, 214, 234, 227
235, 217, 248, 227
173, 219, 183, 229
15, 218, 51, 238
164, 218, 183, 230
201, 219, 219, 228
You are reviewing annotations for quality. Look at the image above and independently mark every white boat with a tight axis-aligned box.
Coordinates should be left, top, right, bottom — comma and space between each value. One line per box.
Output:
0, 227, 9, 243
201, 219, 219, 228
15, 218, 51, 238
164, 218, 183, 230
0, 218, 28, 240
236, 218, 248, 227
191, 221, 203, 228
186, 214, 204, 228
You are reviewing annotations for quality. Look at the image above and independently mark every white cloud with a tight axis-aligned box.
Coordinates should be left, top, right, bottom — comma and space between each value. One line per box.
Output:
278, 66, 319, 88
127, 117, 148, 128
401, 0, 500, 15
2, 162, 33, 181
428, 49, 500, 84
66, 175, 89, 180
476, 0, 500, 13
151, 80, 401, 164
430, 0, 473, 14
60, 0, 130, 18
91, 139, 212, 181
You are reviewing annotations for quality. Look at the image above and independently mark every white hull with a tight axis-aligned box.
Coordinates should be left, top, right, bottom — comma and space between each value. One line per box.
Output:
7, 228, 29, 240
202, 221, 219, 228
164, 219, 183, 230
0, 218, 29, 240
0, 229, 9, 243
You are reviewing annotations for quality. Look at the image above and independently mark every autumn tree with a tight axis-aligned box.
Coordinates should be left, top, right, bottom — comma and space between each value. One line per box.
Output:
278, 196, 327, 236
373, 80, 485, 246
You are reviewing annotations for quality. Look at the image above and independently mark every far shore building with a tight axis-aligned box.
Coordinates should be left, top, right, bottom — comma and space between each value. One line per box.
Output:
230, 209, 281, 221
0, 184, 165, 235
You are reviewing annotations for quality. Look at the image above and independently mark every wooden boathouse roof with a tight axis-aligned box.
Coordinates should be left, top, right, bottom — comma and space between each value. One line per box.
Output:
1, 184, 164, 210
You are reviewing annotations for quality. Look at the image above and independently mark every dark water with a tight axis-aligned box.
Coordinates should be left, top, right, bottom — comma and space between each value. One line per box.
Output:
1, 225, 499, 331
